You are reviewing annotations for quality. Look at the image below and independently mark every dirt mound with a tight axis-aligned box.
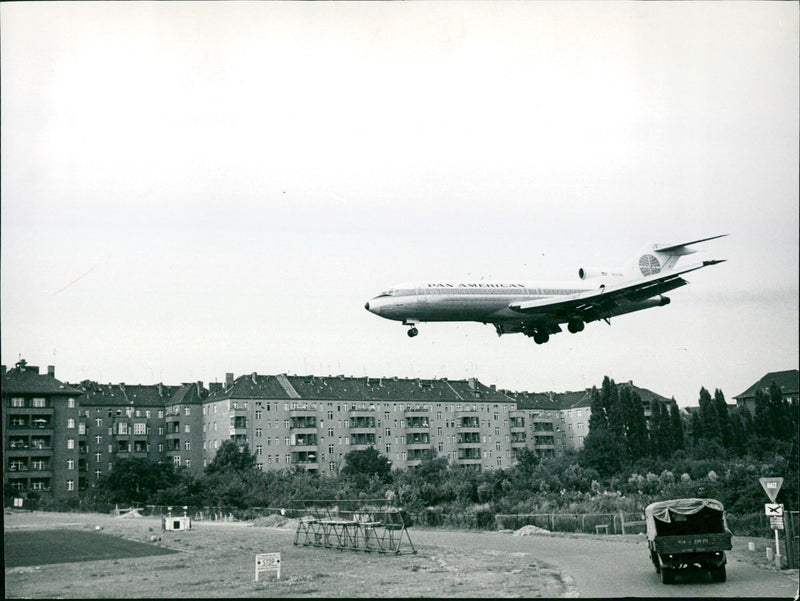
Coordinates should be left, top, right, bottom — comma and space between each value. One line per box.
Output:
252, 514, 297, 529
513, 524, 551, 536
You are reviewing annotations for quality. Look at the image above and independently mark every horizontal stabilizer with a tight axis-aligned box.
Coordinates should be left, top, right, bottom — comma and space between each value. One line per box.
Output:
655, 234, 728, 255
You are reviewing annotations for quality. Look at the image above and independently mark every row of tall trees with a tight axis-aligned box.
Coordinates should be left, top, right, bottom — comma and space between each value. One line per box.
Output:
581, 377, 684, 475
690, 382, 798, 457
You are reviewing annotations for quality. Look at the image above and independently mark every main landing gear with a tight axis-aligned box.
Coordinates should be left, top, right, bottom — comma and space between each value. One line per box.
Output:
407, 327, 419, 338
522, 324, 550, 344
567, 320, 585, 333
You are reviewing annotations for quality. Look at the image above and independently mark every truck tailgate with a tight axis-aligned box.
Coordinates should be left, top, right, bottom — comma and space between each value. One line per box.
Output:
652, 532, 732, 554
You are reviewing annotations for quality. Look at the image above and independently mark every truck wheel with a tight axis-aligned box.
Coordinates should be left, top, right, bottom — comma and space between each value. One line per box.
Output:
660, 568, 675, 584
710, 566, 726, 582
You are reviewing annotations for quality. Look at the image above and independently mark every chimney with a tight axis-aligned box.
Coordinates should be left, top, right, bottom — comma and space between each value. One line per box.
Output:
251, 372, 258, 384
196, 381, 204, 396
468, 377, 478, 390
47, 365, 55, 377
158, 383, 164, 396
225, 372, 234, 389
209, 382, 223, 394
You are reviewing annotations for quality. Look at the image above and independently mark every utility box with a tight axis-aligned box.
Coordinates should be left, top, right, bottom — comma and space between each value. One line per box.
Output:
162, 516, 191, 531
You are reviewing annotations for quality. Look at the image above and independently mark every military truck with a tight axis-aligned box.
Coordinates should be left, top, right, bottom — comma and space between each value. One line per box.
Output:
645, 498, 732, 584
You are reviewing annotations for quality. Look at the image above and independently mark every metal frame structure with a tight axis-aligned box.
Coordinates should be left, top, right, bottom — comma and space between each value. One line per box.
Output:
293, 499, 416, 555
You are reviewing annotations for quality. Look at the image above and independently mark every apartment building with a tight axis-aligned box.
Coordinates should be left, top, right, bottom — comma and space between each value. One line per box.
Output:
4, 358, 681, 503
2, 361, 82, 500
73, 380, 180, 489
201, 373, 523, 474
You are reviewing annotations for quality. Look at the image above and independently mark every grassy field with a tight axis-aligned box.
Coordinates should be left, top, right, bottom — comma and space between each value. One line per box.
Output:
4, 511, 571, 598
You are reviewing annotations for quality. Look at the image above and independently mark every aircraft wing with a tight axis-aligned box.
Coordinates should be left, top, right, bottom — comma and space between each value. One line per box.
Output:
508, 260, 725, 323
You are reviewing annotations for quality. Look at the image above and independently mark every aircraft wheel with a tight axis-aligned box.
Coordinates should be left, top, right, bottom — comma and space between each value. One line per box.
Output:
407, 327, 419, 338
533, 331, 549, 344
567, 320, 584, 333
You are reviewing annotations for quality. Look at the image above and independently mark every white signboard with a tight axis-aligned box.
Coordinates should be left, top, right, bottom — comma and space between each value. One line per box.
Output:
759, 477, 783, 502
770, 516, 785, 530
765, 503, 784, 517
255, 552, 281, 581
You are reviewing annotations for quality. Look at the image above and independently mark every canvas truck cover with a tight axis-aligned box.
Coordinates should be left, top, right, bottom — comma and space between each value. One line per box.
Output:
645, 498, 726, 540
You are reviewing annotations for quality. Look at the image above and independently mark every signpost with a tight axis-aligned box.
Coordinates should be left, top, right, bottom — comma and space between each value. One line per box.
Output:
255, 552, 281, 581
759, 477, 784, 567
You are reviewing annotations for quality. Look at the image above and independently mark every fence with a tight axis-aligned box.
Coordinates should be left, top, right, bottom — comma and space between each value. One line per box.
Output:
5, 497, 791, 546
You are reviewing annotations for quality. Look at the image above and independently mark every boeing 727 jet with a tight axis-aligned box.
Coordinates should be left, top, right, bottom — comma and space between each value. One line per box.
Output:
365, 235, 727, 344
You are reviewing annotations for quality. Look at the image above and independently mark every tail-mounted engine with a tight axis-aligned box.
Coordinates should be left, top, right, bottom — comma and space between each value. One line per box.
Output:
578, 268, 625, 280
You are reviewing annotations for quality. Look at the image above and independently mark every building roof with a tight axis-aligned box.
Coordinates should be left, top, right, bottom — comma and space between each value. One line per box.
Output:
1, 361, 82, 396
167, 382, 209, 406
205, 373, 514, 404
503, 381, 672, 412
72, 381, 180, 407
733, 369, 800, 400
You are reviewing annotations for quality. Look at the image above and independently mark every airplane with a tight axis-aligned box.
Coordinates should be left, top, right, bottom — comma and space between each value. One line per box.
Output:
364, 235, 727, 344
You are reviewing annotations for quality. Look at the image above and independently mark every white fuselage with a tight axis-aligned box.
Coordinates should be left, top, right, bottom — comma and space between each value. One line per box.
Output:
365, 280, 593, 325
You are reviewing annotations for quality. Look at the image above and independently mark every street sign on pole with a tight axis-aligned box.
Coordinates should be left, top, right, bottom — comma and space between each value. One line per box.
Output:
759, 477, 783, 503
765, 504, 784, 517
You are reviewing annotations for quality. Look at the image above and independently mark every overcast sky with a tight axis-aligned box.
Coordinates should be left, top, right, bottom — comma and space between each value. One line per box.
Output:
2, 2, 797, 407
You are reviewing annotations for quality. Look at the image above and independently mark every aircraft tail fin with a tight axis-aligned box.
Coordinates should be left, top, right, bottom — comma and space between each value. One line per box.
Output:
627, 234, 728, 279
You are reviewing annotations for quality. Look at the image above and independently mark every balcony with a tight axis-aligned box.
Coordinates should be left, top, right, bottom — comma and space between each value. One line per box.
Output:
6, 406, 55, 416
290, 415, 317, 430
349, 416, 375, 431
405, 416, 430, 431
456, 415, 480, 430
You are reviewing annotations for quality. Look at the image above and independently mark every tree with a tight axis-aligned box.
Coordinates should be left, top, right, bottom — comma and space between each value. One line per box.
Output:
649, 401, 672, 459
713, 388, 734, 448
697, 387, 722, 444
341, 447, 392, 489
580, 428, 626, 476
206, 440, 257, 474
96, 458, 180, 504
620, 386, 648, 461
669, 400, 685, 451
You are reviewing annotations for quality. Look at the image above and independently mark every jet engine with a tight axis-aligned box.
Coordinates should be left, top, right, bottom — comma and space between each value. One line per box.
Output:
578, 268, 624, 280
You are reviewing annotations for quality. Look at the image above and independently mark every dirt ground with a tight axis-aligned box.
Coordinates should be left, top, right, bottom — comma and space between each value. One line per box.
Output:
4, 511, 572, 598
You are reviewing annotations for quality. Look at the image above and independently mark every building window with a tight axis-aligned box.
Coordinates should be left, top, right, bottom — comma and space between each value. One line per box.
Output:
184, 459, 191, 467
184, 424, 190, 433
256, 428, 262, 437
158, 410, 164, 419
256, 445, 263, 455
158, 426, 164, 435
11, 397, 25, 407
134, 423, 146, 435
95, 469, 102, 478
67, 438, 75, 449
67, 480, 75, 491
184, 441, 191, 451
285, 455, 290, 464
184, 407, 191, 416
67, 459, 75, 470
67, 398, 76, 408
117, 423, 128, 435
79, 423, 86, 435
32, 398, 46, 408
67, 418, 75, 429
173, 456, 181, 465
95, 452, 102, 462
158, 443, 164, 452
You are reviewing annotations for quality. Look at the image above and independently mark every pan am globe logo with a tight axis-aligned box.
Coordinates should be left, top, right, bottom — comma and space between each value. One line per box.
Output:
639, 254, 661, 276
